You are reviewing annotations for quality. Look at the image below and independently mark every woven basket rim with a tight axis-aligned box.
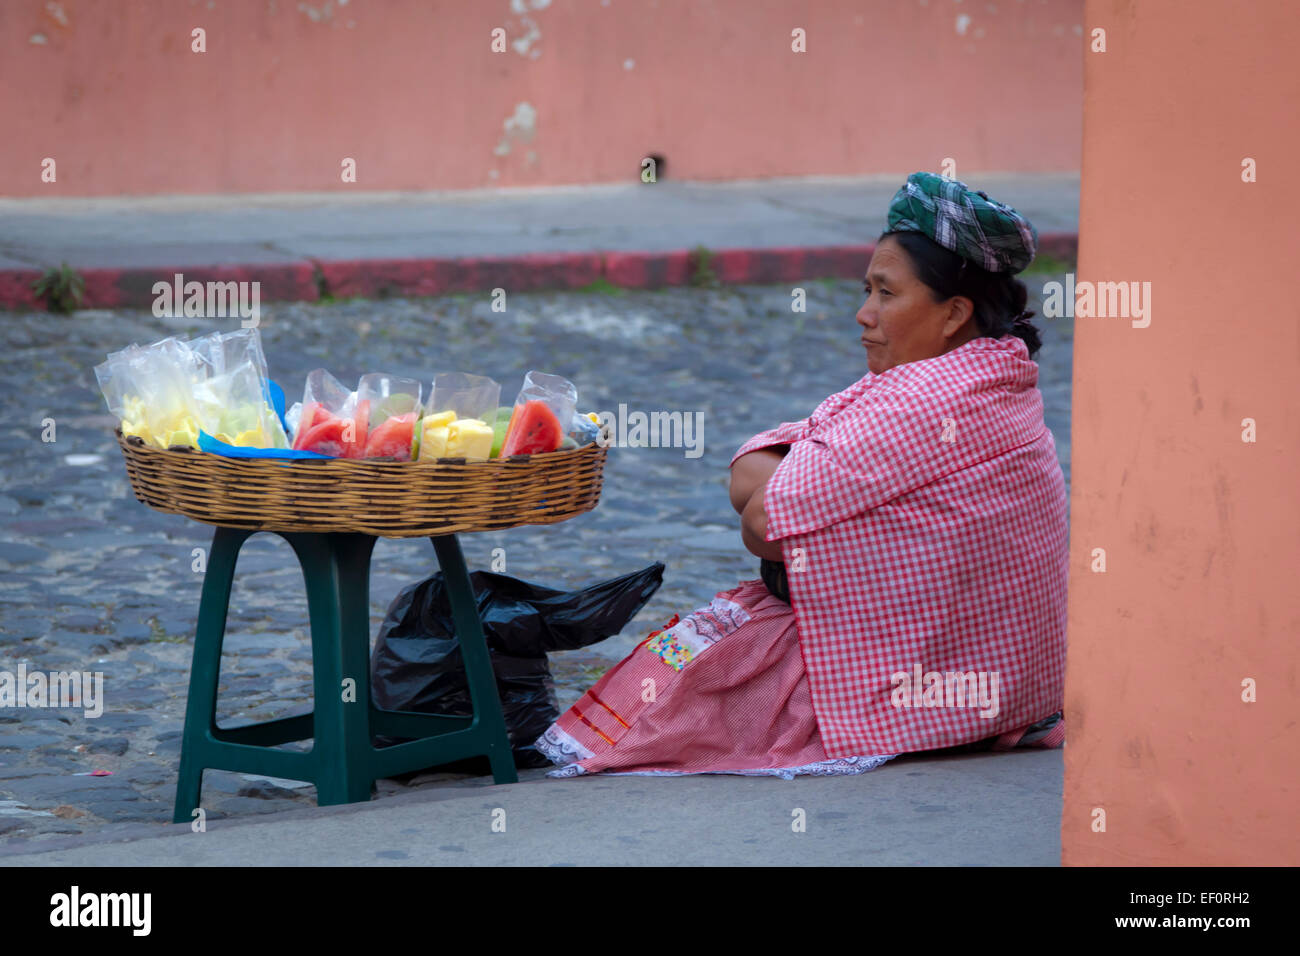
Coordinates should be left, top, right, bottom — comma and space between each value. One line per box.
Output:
113, 427, 609, 536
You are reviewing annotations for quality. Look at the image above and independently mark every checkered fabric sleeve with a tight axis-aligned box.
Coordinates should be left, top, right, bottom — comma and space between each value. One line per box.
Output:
730, 419, 810, 463
762, 389, 955, 539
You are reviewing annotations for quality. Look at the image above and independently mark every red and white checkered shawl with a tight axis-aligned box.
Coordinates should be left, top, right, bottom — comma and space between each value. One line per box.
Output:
730, 335, 1069, 757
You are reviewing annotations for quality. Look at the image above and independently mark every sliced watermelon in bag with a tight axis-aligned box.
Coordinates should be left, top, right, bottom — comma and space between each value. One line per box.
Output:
295, 417, 347, 457
342, 398, 370, 459
500, 400, 564, 457
292, 401, 324, 450
364, 412, 417, 460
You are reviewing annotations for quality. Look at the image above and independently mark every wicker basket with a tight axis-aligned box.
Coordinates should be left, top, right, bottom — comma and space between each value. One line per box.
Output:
115, 429, 608, 537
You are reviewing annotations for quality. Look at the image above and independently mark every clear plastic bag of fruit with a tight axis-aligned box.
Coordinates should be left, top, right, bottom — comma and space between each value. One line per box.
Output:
291, 368, 366, 458
94, 338, 205, 448
188, 327, 270, 382
357, 373, 423, 460
417, 372, 502, 462
191, 359, 290, 449
183, 328, 287, 449
93, 345, 137, 422
500, 370, 578, 457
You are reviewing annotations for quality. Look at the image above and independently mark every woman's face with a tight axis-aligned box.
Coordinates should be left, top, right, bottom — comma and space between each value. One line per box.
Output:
856, 235, 976, 375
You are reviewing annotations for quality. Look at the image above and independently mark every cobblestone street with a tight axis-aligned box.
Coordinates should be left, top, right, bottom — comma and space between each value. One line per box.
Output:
0, 270, 1073, 846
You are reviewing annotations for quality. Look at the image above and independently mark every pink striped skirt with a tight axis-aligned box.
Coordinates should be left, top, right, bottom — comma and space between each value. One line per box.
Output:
534, 579, 896, 779
536, 577, 1067, 779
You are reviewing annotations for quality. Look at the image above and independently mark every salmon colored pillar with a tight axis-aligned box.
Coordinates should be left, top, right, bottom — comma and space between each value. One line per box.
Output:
1063, 0, 1300, 865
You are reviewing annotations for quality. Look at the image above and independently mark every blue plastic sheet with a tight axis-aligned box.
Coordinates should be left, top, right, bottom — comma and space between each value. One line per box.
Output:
197, 431, 333, 460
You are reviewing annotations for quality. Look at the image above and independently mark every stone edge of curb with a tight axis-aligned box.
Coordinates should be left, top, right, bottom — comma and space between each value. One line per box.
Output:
1, 235, 1077, 311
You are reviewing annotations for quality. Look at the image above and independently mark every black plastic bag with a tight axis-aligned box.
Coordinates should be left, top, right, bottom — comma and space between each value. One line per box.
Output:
371, 562, 664, 771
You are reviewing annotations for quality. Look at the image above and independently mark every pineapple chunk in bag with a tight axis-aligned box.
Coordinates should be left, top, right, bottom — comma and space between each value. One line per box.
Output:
191, 361, 288, 449
95, 339, 203, 448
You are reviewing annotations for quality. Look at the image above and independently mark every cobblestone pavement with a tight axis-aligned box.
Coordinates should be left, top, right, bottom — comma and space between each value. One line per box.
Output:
0, 269, 1073, 847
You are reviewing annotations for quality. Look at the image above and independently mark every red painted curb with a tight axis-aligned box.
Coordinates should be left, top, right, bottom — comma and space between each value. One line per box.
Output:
604, 250, 692, 288
2, 234, 1076, 310
0, 269, 44, 310
1, 263, 318, 311
317, 252, 604, 300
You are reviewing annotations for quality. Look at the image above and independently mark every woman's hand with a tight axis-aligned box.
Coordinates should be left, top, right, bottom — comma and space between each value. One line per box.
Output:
728, 445, 789, 514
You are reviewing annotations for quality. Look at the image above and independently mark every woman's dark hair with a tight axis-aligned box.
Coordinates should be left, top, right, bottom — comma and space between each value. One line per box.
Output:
878, 229, 1042, 359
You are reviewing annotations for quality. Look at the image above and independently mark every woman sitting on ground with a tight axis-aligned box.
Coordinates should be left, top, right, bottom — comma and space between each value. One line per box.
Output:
536, 172, 1068, 777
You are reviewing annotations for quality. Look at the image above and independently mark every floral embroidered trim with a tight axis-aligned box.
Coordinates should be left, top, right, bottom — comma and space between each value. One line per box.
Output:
544, 754, 897, 781
546, 763, 589, 778
645, 622, 706, 671
534, 725, 595, 766
643, 598, 753, 671
691, 597, 752, 640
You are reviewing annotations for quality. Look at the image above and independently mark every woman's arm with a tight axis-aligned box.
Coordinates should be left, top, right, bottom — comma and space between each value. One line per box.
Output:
740, 484, 785, 561
728, 445, 789, 514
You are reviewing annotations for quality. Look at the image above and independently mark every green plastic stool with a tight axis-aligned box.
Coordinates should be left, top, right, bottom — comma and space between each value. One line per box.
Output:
172, 527, 518, 824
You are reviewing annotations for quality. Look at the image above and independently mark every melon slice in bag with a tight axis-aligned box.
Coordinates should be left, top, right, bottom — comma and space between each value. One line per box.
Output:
357, 373, 422, 460
293, 401, 323, 447
364, 411, 418, 459
500, 371, 577, 457
295, 416, 348, 457
500, 400, 565, 456
489, 406, 512, 458
294, 369, 358, 456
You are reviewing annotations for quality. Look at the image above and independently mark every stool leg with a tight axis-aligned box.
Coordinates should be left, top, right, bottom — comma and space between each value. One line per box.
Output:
286, 531, 377, 806
173, 526, 252, 825
430, 534, 518, 784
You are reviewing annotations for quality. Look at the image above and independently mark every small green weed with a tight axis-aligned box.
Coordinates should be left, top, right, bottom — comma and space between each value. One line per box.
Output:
576, 277, 626, 296
31, 262, 85, 313
689, 245, 719, 288
147, 616, 187, 643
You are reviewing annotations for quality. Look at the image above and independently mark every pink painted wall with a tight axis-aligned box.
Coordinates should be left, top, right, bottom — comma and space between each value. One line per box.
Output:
2, 0, 1082, 198
1063, 0, 1300, 865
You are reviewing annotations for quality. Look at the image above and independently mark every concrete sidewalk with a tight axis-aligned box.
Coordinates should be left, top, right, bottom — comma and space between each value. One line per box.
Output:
1, 750, 1063, 867
0, 173, 1078, 308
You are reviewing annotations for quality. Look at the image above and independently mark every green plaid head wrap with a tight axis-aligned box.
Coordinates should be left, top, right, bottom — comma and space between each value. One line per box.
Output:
886, 171, 1038, 274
